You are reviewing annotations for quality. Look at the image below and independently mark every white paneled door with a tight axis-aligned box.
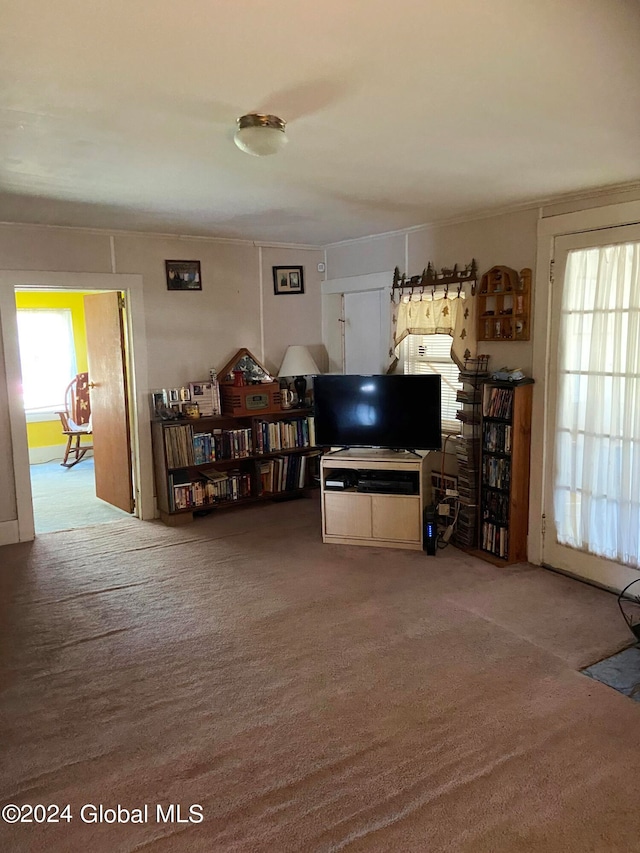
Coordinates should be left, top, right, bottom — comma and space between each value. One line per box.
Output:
343, 290, 387, 374
543, 224, 640, 592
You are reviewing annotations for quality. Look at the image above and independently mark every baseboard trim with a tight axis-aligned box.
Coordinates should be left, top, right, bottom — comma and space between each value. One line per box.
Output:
28, 444, 93, 464
0, 519, 20, 546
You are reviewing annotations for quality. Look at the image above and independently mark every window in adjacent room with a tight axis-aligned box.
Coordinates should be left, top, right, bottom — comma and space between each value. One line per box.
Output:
16, 309, 77, 414
402, 333, 462, 433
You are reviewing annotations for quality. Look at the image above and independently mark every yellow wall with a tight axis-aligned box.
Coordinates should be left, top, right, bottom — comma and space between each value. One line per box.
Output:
15, 291, 90, 448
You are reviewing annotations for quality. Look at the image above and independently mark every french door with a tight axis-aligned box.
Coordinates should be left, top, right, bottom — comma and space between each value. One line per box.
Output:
543, 224, 640, 592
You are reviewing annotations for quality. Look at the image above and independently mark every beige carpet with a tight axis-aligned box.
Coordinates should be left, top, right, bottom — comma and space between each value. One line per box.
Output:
1, 495, 638, 852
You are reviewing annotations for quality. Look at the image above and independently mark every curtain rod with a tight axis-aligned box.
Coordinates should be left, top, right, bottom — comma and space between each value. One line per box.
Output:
391, 259, 478, 299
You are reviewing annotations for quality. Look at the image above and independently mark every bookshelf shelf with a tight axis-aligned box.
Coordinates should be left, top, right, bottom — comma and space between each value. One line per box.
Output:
152, 409, 320, 525
477, 379, 533, 563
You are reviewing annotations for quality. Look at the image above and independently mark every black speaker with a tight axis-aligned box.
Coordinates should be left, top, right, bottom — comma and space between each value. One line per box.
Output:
423, 505, 437, 555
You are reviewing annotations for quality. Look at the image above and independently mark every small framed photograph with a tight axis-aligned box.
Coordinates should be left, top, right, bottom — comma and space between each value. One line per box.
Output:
166, 260, 202, 291
150, 390, 165, 418
273, 265, 304, 295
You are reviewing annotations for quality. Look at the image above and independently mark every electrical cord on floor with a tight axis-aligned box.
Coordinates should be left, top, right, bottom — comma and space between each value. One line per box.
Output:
433, 432, 460, 549
437, 497, 460, 549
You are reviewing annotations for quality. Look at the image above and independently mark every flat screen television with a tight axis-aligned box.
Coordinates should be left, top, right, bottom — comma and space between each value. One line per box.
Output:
313, 374, 442, 451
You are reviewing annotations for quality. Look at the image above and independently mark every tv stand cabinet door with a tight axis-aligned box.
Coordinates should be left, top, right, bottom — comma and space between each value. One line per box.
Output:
324, 493, 372, 539
371, 495, 422, 543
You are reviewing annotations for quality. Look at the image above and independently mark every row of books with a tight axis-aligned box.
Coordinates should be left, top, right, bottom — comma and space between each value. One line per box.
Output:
168, 468, 251, 510
163, 424, 196, 468
482, 422, 513, 454
164, 424, 255, 468
482, 456, 511, 490
164, 420, 322, 470
483, 386, 514, 419
254, 416, 315, 454
481, 522, 509, 558
214, 428, 253, 460
257, 452, 318, 494
482, 489, 510, 525
193, 431, 216, 464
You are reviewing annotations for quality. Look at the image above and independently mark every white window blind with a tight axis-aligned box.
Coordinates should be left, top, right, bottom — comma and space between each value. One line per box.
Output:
403, 334, 462, 433
16, 309, 77, 412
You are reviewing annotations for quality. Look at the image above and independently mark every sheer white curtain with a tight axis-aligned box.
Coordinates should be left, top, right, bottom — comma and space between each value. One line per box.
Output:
554, 241, 640, 566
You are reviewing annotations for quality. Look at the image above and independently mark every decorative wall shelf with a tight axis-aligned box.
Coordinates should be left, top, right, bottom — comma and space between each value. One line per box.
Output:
477, 266, 531, 342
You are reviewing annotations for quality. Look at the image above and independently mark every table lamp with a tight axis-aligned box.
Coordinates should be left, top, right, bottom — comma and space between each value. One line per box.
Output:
278, 345, 321, 407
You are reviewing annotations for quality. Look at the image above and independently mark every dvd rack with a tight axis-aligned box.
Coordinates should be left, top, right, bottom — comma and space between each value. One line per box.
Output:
479, 378, 533, 563
453, 354, 489, 549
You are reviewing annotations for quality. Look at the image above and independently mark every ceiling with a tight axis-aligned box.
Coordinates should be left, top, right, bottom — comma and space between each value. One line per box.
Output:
1, 0, 639, 246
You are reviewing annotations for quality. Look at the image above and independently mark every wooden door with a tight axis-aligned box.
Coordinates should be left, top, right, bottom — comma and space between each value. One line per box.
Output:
84, 292, 134, 513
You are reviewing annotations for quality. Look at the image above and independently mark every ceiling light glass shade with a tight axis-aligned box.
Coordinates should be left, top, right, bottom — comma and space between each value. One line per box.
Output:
278, 345, 321, 377
234, 114, 288, 157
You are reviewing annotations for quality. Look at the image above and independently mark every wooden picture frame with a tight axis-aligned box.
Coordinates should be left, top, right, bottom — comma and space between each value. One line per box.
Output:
273, 265, 304, 295
166, 260, 202, 291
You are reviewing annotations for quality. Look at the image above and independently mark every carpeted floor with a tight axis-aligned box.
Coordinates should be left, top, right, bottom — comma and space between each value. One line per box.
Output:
1, 496, 639, 852
29, 457, 131, 534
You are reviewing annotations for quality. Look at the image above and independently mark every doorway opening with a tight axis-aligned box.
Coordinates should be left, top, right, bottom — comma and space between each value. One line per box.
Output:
15, 287, 136, 535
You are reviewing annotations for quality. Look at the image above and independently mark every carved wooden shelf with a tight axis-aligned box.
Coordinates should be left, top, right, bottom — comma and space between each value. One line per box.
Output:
477, 266, 531, 342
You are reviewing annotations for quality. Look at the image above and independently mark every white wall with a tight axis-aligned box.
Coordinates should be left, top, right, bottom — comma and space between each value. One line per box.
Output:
261, 246, 326, 376
0, 224, 324, 539
326, 207, 539, 375
0, 321, 17, 528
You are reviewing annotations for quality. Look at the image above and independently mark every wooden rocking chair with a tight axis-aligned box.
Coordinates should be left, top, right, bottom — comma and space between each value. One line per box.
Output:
57, 372, 93, 468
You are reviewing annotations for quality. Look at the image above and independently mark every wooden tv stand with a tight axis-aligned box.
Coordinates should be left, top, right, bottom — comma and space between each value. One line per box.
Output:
320, 448, 430, 550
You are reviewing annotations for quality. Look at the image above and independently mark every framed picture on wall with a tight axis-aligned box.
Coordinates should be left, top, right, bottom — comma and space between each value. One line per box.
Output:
166, 260, 202, 291
273, 265, 304, 295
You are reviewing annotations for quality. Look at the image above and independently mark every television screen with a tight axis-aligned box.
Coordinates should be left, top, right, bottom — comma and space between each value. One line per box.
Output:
313, 374, 442, 451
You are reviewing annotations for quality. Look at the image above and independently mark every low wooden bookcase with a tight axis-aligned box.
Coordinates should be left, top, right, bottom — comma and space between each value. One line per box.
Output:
152, 409, 319, 525
320, 448, 430, 550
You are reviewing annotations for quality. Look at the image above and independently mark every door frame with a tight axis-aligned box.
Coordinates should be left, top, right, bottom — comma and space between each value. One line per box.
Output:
529, 199, 640, 569
0, 270, 153, 543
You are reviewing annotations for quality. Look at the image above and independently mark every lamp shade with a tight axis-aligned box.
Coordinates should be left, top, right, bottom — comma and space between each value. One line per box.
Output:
278, 345, 321, 377
234, 114, 288, 157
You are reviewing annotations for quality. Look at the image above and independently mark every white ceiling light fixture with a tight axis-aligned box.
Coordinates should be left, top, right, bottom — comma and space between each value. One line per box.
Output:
234, 114, 288, 157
